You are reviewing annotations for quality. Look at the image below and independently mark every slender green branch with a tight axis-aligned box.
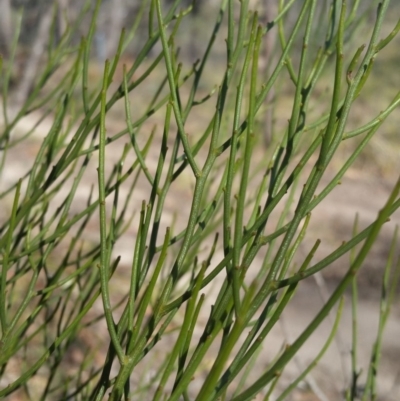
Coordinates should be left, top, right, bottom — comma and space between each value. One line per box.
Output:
98, 59, 125, 363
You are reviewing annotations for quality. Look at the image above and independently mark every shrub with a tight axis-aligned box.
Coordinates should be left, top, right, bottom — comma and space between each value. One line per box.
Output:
0, 1, 399, 400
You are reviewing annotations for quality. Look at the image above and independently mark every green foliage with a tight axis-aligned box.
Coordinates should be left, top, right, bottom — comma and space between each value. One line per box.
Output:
0, 0, 399, 400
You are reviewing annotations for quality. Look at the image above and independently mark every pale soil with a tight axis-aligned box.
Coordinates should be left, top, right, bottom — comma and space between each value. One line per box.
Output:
1, 108, 399, 401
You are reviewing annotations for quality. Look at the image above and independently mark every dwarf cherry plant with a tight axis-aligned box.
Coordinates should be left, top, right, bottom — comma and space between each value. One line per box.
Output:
0, 0, 399, 400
